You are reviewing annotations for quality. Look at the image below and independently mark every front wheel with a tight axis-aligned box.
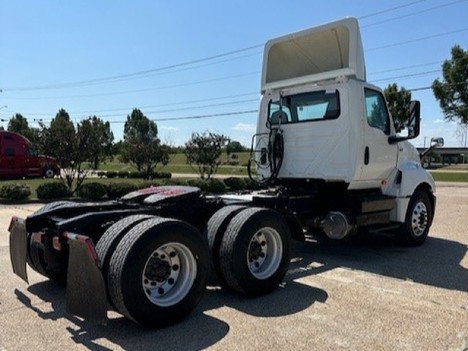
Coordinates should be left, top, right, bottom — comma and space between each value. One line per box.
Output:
43, 168, 55, 178
397, 191, 433, 246
107, 217, 209, 327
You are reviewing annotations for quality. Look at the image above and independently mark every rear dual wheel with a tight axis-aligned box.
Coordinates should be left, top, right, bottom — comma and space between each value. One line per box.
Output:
28, 201, 80, 282
210, 207, 291, 296
106, 217, 209, 327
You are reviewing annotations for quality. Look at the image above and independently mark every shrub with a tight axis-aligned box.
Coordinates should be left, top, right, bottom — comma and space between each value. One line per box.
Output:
153, 171, 172, 179
107, 182, 138, 199
128, 171, 143, 179
205, 179, 226, 193
118, 171, 129, 178
0, 183, 31, 201
76, 182, 108, 200
36, 182, 70, 200
186, 179, 208, 191
224, 177, 246, 191
106, 171, 117, 178
244, 178, 264, 190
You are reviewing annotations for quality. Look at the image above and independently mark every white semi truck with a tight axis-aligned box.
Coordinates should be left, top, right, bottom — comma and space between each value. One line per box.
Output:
9, 17, 441, 327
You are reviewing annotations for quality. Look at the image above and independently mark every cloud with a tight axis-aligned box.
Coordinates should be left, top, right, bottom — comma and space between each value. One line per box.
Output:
159, 126, 179, 131
232, 123, 255, 133
434, 119, 444, 124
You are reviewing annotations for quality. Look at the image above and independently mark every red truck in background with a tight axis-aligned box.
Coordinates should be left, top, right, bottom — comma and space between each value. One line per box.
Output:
0, 131, 60, 179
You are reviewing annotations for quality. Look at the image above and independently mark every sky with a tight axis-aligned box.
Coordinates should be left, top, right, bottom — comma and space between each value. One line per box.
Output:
0, 0, 467, 147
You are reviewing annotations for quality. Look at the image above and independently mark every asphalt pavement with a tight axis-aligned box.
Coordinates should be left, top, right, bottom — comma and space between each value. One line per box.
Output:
0, 183, 467, 350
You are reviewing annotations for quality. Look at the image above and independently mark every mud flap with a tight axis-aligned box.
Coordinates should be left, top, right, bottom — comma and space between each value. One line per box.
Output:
9, 217, 29, 283
65, 233, 107, 325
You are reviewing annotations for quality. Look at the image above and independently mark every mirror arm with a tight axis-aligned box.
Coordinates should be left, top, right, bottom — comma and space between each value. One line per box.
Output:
388, 135, 408, 144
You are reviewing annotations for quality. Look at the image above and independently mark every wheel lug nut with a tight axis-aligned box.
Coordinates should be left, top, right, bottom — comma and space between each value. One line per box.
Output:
261, 241, 266, 246
172, 264, 179, 271
158, 288, 165, 295
169, 252, 176, 258
168, 278, 175, 285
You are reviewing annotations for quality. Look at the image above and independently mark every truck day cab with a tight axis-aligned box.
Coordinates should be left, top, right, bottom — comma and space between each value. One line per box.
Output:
9, 18, 440, 327
0, 131, 60, 179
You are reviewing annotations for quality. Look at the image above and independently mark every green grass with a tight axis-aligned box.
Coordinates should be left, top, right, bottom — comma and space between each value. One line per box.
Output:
98, 152, 251, 175
429, 171, 468, 182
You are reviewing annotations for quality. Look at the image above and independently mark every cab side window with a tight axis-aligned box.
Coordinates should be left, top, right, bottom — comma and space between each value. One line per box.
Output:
364, 88, 390, 134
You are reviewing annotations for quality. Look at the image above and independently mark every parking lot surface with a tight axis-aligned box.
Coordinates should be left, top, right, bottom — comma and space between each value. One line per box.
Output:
0, 183, 467, 350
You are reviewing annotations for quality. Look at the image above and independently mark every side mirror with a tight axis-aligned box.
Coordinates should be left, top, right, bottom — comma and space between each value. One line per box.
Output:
389, 100, 421, 143
430, 137, 444, 147
406, 100, 421, 139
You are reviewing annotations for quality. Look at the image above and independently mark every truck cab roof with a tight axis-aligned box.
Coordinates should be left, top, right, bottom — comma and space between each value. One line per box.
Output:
261, 17, 366, 92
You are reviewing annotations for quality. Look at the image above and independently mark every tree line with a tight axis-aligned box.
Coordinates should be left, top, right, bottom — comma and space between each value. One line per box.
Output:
1, 45, 467, 191
1, 107, 248, 193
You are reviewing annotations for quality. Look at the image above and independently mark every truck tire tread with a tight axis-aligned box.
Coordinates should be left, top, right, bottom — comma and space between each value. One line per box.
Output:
206, 205, 246, 285
107, 217, 209, 327
219, 207, 291, 296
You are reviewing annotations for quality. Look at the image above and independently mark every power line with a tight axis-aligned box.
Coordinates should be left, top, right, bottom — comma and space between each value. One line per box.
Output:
94, 99, 259, 119
2, 1, 457, 93
371, 69, 440, 83
367, 61, 441, 76
20, 92, 259, 116
5, 71, 260, 100
367, 27, 468, 51
358, 0, 429, 20
2, 46, 263, 92
34, 109, 260, 124
362, 0, 468, 28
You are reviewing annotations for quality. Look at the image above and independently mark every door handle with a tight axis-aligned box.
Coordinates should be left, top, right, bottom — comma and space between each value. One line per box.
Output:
364, 146, 369, 165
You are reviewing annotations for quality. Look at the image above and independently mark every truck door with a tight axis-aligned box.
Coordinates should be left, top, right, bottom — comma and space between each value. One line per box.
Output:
0, 135, 19, 178
359, 88, 398, 183
26, 147, 42, 177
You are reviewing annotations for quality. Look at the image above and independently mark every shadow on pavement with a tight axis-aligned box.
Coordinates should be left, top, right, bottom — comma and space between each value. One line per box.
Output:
15, 232, 466, 350
290, 233, 468, 293
18, 275, 327, 350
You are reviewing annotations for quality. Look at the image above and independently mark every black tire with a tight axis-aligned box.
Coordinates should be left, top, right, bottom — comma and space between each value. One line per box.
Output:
29, 236, 68, 283
27, 201, 79, 281
397, 191, 433, 246
107, 217, 209, 327
205, 205, 246, 285
95, 214, 155, 309
219, 207, 291, 296
43, 168, 55, 178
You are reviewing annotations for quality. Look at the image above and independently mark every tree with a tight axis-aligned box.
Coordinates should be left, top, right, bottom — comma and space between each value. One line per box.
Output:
432, 45, 468, 125
120, 109, 169, 178
7, 113, 40, 144
39, 109, 91, 193
79, 116, 114, 170
226, 140, 246, 155
383, 83, 411, 132
184, 132, 229, 179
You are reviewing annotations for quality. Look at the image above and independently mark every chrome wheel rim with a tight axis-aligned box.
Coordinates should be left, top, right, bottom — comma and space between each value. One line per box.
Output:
411, 201, 428, 237
142, 242, 196, 307
247, 227, 282, 279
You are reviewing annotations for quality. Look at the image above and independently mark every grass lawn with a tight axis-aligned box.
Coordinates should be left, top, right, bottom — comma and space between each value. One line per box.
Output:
429, 171, 468, 182
99, 152, 250, 175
